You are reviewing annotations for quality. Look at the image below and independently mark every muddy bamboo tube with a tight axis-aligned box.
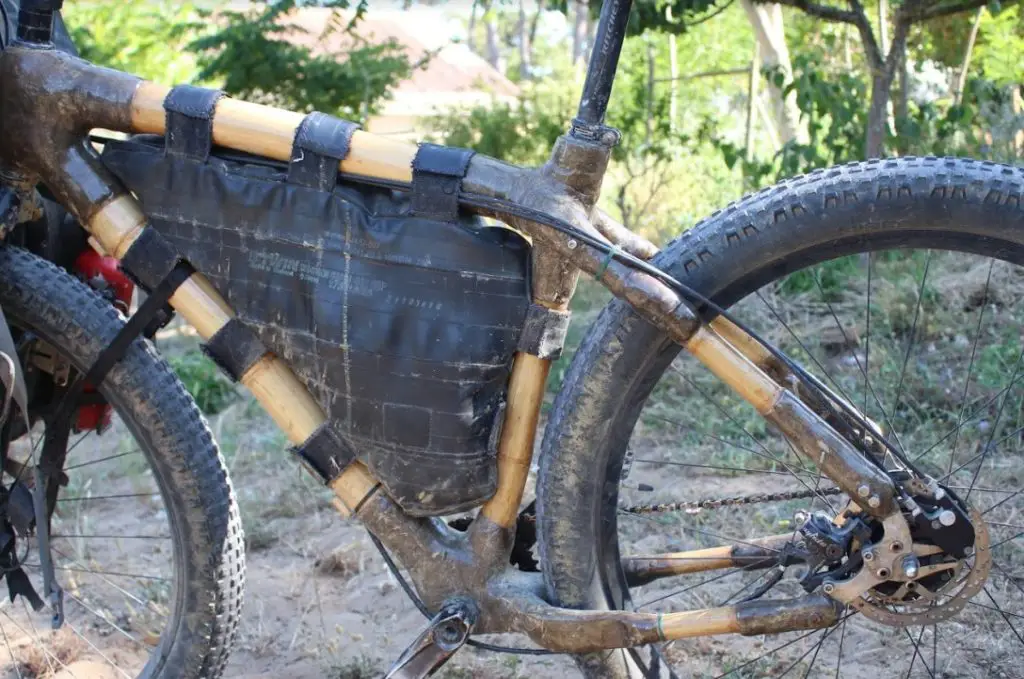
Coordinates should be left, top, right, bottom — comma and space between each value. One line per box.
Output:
480, 352, 551, 528
622, 534, 794, 585
686, 326, 782, 414
131, 82, 418, 183
708, 316, 775, 371
659, 606, 738, 639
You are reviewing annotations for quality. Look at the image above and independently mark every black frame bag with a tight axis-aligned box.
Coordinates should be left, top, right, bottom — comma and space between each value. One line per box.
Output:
101, 133, 531, 516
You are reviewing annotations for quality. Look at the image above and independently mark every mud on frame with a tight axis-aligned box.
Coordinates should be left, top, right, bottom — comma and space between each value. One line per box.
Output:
0, 0, 995, 676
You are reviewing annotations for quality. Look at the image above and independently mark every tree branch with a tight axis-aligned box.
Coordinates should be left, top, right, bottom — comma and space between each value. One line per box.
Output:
848, 0, 884, 71
917, 0, 988, 21
764, 0, 861, 24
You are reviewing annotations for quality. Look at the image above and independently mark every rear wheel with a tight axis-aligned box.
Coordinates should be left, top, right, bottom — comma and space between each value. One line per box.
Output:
538, 158, 1024, 677
0, 246, 244, 678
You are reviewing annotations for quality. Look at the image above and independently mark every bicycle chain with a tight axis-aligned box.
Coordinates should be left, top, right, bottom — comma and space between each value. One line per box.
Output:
619, 486, 844, 514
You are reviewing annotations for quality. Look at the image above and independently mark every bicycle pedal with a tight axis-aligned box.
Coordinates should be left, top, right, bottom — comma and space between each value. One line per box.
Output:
384, 599, 477, 679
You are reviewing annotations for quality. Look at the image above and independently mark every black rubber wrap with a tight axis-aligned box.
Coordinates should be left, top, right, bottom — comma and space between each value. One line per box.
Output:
518, 304, 571, 360
101, 135, 531, 515
410, 143, 475, 222
288, 112, 360, 191
201, 318, 268, 383
164, 85, 223, 161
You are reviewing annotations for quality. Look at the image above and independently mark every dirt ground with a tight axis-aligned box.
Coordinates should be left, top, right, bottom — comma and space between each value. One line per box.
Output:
2, 251, 1024, 678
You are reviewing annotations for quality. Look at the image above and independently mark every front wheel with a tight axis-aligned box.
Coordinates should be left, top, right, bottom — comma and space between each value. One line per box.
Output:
538, 157, 1024, 678
0, 246, 244, 678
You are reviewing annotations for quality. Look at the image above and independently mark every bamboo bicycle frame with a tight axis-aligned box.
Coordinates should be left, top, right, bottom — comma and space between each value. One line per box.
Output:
0, 0, 923, 655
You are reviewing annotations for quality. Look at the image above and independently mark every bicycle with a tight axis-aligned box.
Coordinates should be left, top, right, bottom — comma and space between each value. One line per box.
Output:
0, 0, 1020, 677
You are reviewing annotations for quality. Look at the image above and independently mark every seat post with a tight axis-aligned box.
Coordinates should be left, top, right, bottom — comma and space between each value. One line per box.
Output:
571, 0, 634, 142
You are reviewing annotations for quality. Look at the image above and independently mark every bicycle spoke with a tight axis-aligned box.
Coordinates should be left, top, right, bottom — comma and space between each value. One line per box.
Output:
984, 490, 1023, 517
947, 259, 995, 476
967, 600, 1024, 620
0, 619, 24, 679
903, 626, 935, 679
57, 492, 160, 502
63, 449, 142, 472
619, 510, 782, 555
53, 533, 171, 540
670, 367, 836, 510
989, 529, 1023, 550
712, 626, 829, 679
776, 623, 843, 679
811, 268, 907, 454
833, 615, 847, 679
890, 251, 932, 432
798, 624, 829, 679
0, 608, 68, 679
24, 563, 170, 581
983, 587, 1024, 650
641, 413, 768, 457
965, 345, 1024, 502
66, 591, 144, 647
52, 546, 159, 609
864, 253, 872, 416
62, 617, 132, 679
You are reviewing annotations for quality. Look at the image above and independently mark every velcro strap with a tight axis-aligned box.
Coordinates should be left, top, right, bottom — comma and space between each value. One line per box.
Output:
201, 318, 269, 382
517, 304, 571, 360
50, 260, 194, 428
410, 143, 475, 222
164, 85, 223, 161
288, 112, 360, 191
119, 228, 184, 291
291, 423, 357, 483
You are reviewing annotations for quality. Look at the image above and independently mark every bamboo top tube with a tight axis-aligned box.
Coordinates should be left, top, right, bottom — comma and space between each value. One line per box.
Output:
131, 82, 418, 183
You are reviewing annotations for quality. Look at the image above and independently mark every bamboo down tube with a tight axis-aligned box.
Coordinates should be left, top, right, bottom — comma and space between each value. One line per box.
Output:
131, 82, 418, 183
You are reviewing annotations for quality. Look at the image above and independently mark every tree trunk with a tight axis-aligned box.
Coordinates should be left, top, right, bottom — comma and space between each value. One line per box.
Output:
529, 0, 545, 48
571, 0, 587, 67
468, 0, 478, 54
740, 0, 807, 145
518, 0, 531, 79
668, 33, 678, 133
645, 36, 655, 145
746, 40, 761, 161
866, 70, 894, 158
955, 8, 984, 104
485, 11, 504, 73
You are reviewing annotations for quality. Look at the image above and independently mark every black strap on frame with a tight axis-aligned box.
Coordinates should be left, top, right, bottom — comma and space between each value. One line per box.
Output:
164, 85, 224, 161
410, 143, 475, 222
201, 318, 268, 382
291, 423, 356, 483
288, 112, 360, 192
41, 257, 194, 512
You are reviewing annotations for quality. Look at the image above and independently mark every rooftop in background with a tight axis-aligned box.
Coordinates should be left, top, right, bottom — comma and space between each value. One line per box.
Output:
286, 7, 520, 137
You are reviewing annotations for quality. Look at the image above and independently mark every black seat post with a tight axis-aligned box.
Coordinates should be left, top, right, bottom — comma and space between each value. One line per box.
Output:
571, 0, 634, 141
16, 0, 64, 46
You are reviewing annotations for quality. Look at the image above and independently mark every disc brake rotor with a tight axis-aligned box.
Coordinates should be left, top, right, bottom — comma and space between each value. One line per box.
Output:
848, 507, 991, 627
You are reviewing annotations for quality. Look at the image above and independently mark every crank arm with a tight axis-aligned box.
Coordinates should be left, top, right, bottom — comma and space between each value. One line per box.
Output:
384, 600, 477, 679
622, 533, 794, 586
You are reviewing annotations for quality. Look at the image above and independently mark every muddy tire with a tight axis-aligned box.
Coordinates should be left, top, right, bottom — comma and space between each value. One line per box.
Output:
536, 157, 1024, 677
0, 245, 244, 678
